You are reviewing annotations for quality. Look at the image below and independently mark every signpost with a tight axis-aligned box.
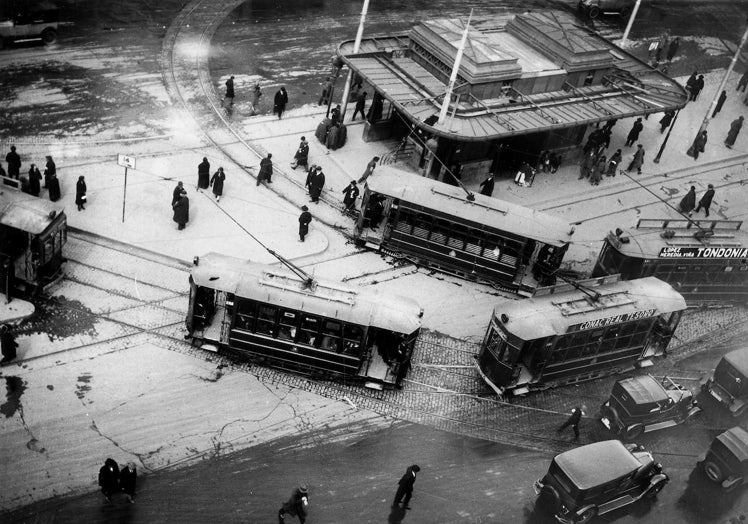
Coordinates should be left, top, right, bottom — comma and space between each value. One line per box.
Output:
117, 154, 136, 223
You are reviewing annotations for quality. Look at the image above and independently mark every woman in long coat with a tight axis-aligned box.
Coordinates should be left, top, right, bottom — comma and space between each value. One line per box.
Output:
75, 176, 87, 210
678, 186, 697, 214
627, 145, 645, 174
172, 191, 189, 230
342, 180, 359, 212
725, 116, 744, 148
28, 164, 42, 196
210, 167, 225, 201
197, 157, 210, 189
48, 173, 61, 202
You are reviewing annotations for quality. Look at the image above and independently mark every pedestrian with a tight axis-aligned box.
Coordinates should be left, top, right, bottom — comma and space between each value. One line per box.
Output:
678, 186, 697, 215
291, 136, 309, 170
625, 118, 643, 147
538, 150, 551, 173
712, 90, 727, 117
738, 71, 748, 93
98, 458, 120, 503
309, 166, 325, 204
75, 175, 87, 211
358, 156, 379, 184
583, 128, 604, 154
5, 145, 21, 179
47, 172, 61, 202
725, 116, 744, 148
606, 149, 622, 176
0, 324, 18, 365
120, 462, 137, 504
172, 181, 184, 206
43, 155, 56, 188
655, 33, 668, 63
659, 110, 675, 133
515, 162, 534, 187
352, 91, 367, 120
197, 157, 210, 190
330, 104, 342, 126
342, 180, 359, 213
250, 83, 262, 115
172, 190, 189, 230
0, 162, 5, 178
557, 406, 585, 441
666, 36, 680, 62
627, 144, 645, 174
578, 150, 595, 180
393, 464, 420, 509
685, 70, 698, 96
298, 205, 312, 242
691, 130, 708, 160
601, 127, 612, 150
273, 86, 289, 119
257, 154, 273, 185
28, 164, 42, 196
549, 153, 562, 173
690, 75, 705, 101
224, 75, 235, 105
590, 155, 606, 185
278, 484, 309, 524
367, 195, 385, 230
602, 118, 617, 132
479, 173, 495, 196
318, 77, 332, 106
694, 184, 715, 217
210, 166, 225, 201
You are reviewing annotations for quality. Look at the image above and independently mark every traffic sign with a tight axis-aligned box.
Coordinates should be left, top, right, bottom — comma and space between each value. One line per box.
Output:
117, 154, 136, 169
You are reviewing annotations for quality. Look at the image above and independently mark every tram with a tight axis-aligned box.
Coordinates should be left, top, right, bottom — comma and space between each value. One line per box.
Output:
476, 275, 686, 396
186, 252, 423, 390
592, 218, 748, 304
0, 188, 67, 294
353, 166, 574, 295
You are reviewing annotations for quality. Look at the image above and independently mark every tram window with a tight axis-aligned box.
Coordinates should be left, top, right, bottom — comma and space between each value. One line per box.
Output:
630, 330, 648, 346
447, 225, 467, 250
320, 320, 342, 352
298, 315, 320, 346
343, 324, 363, 355
235, 300, 257, 331
615, 335, 633, 349
277, 309, 299, 341
412, 214, 431, 239
43, 236, 54, 262
256, 305, 277, 336
430, 219, 449, 245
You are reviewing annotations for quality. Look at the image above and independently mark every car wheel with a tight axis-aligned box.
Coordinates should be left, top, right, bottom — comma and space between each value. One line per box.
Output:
703, 460, 725, 483
620, 7, 632, 18
576, 507, 598, 523
41, 29, 57, 45
624, 423, 644, 440
588, 7, 601, 18
647, 480, 666, 498
537, 485, 561, 515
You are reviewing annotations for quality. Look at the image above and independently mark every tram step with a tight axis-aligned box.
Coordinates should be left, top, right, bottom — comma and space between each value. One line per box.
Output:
200, 343, 219, 353
364, 380, 384, 391
635, 358, 654, 368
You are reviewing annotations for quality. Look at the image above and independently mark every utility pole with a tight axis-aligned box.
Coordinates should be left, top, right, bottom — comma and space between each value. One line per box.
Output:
653, 109, 679, 164
620, 0, 643, 47
437, 9, 472, 126
339, 0, 369, 122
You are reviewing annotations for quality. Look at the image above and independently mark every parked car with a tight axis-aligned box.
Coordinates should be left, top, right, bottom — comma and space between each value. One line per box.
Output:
600, 374, 700, 440
577, 0, 636, 19
702, 347, 748, 417
534, 440, 668, 523
698, 426, 748, 491
0, 4, 58, 49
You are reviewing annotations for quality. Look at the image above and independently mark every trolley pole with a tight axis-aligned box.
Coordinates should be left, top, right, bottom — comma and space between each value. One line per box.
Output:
339, 0, 369, 122
620, 0, 643, 47
117, 154, 136, 223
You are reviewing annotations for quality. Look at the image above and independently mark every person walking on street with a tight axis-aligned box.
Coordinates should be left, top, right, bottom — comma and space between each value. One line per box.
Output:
1, 324, 18, 365
678, 186, 697, 215
590, 155, 606, 185
75, 176, 87, 211
309, 166, 325, 204
627, 144, 645, 174
251, 83, 262, 115
725, 116, 744, 148
298, 205, 312, 242
257, 154, 273, 186
655, 33, 668, 63
5, 145, 21, 179
606, 149, 622, 176
666, 36, 680, 62
393, 464, 421, 509
291, 137, 309, 170
197, 157, 210, 190
352, 91, 368, 120
578, 150, 595, 180
659, 110, 675, 133
210, 167, 225, 201
625, 118, 643, 147
47, 172, 61, 202
557, 406, 585, 441
318, 77, 332, 106
694, 184, 715, 217
278, 485, 309, 523
28, 164, 42, 196
342, 180, 359, 213
44, 155, 56, 188
98, 458, 120, 503
738, 71, 748, 93
172, 190, 189, 230
691, 130, 708, 160
172, 181, 184, 206
712, 90, 727, 117
690, 75, 705, 101
358, 156, 379, 184
479, 174, 495, 196
120, 462, 137, 504
274, 87, 289, 119
224, 75, 235, 106
685, 70, 698, 97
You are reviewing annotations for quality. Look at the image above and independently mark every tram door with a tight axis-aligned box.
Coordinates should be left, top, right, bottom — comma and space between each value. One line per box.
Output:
642, 312, 679, 358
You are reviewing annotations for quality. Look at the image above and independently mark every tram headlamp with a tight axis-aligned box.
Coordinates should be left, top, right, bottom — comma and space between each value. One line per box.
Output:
193, 256, 199, 266
449, 250, 456, 258
493, 247, 501, 257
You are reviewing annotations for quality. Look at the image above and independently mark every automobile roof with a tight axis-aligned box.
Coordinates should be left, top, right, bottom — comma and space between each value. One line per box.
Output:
615, 375, 668, 405
554, 440, 641, 490
723, 348, 748, 376
715, 427, 748, 463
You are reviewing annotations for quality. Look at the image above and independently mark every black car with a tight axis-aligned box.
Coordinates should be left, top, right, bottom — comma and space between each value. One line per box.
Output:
698, 426, 748, 491
534, 440, 668, 524
577, 0, 635, 19
600, 375, 700, 440
702, 347, 748, 417
0, 3, 58, 49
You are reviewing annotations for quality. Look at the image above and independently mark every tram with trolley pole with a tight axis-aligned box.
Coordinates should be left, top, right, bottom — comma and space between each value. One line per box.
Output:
353, 166, 575, 295
591, 218, 748, 304
0, 185, 67, 295
186, 252, 423, 390
476, 275, 686, 396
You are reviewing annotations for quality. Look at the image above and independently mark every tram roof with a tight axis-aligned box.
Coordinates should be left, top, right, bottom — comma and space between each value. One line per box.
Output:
610, 222, 748, 258
0, 190, 65, 234
494, 276, 686, 340
554, 440, 641, 490
191, 252, 422, 334
366, 166, 572, 246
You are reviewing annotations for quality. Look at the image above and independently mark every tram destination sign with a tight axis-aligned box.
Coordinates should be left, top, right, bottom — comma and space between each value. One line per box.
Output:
567, 308, 657, 333
659, 246, 748, 258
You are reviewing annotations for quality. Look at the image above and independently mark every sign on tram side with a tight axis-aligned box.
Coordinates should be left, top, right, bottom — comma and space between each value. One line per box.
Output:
659, 247, 748, 258
566, 308, 658, 333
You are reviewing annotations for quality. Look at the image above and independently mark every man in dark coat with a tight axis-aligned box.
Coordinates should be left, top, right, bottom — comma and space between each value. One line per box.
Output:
368, 195, 385, 230
691, 130, 708, 160
318, 76, 332, 106
224, 75, 235, 105
690, 75, 705, 101
210, 167, 225, 201
291, 137, 309, 170
738, 71, 748, 93
309, 166, 325, 203
352, 91, 367, 120
120, 462, 137, 503
479, 174, 495, 196
659, 110, 675, 133
1, 324, 18, 364
330, 104, 341, 126
606, 149, 622, 176
278, 484, 309, 523
678, 186, 697, 215
712, 90, 727, 117
47, 173, 61, 202
172, 190, 189, 230
28, 164, 42, 196
75, 176, 87, 211
685, 70, 698, 95
393, 464, 420, 508
725, 116, 744, 148
694, 184, 716, 217
625, 118, 643, 147
273, 87, 288, 119
197, 157, 210, 189
666, 36, 680, 62
98, 458, 120, 502
341, 180, 359, 213
298, 206, 312, 242
557, 406, 585, 441
172, 181, 184, 206
627, 144, 645, 174
5, 145, 21, 179
257, 154, 273, 185
44, 155, 56, 188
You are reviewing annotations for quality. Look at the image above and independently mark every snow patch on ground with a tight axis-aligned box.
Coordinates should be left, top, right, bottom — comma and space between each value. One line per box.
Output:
8, 85, 69, 108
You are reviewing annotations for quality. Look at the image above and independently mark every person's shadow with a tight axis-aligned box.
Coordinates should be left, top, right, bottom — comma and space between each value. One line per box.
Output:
388, 504, 407, 523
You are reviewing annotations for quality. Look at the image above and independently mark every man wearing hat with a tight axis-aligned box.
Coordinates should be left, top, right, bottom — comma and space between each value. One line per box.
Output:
278, 484, 308, 523
694, 184, 715, 217
393, 464, 421, 509
172, 189, 189, 230
298, 206, 312, 242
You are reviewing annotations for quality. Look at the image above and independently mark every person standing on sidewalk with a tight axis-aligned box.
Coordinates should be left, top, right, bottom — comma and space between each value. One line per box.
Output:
318, 77, 332, 106
75, 176, 87, 211
725, 116, 744, 148
352, 91, 367, 121
678, 186, 697, 215
659, 110, 675, 133
291, 137, 309, 170
479, 173, 495, 196
557, 406, 585, 441
691, 130, 708, 160
393, 464, 420, 509
0, 324, 18, 365
298, 205, 312, 242
627, 144, 645, 174
98, 458, 120, 503
278, 484, 309, 523
172, 190, 189, 230
250, 83, 262, 115
358, 156, 379, 184
120, 462, 137, 504
172, 181, 184, 206
210, 167, 225, 202
685, 70, 698, 97
309, 166, 325, 204
342, 180, 359, 214
273, 87, 289, 119
738, 71, 748, 93
5, 145, 21, 179
694, 184, 715, 217
257, 154, 273, 185
44, 155, 56, 188
666, 36, 680, 62
28, 164, 42, 196
47, 172, 61, 202
224, 75, 235, 106
624, 118, 643, 147
197, 157, 210, 190
712, 90, 727, 118
578, 150, 595, 180
690, 75, 705, 101
606, 149, 622, 177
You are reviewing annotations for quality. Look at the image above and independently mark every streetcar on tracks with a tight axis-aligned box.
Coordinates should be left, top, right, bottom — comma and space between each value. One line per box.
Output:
0, 188, 67, 294
353, 166, 574, 296
476, 275, 686, 396
185, 252, 423, 390
592, 218, 748, 304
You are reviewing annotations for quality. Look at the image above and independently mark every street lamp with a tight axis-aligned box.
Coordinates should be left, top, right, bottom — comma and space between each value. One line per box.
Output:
620, 0, 643, 47
653, 109, 679, 164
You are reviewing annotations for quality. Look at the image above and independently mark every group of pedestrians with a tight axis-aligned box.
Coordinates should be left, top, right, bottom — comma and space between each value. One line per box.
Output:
98, 458, 137, 504
221, 75, 289, 119
2, 146, 65, 203
678, 184, 716, 217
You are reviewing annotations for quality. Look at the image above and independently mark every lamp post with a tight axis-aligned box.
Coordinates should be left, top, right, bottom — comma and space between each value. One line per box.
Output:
653, 109, 679, 164
620, 0, 643, 47
339, 0, 370, 122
